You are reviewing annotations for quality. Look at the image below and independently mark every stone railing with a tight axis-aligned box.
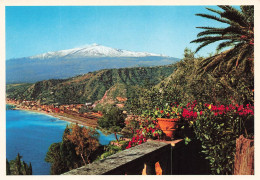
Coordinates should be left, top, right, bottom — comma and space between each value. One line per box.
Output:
63, 140, 181, 175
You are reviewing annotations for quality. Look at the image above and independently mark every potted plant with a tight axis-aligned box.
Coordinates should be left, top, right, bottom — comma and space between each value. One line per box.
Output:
151, 103, 182, 140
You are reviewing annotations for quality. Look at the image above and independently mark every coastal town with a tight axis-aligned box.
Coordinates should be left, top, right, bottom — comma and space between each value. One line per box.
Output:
6, 98, 103, 127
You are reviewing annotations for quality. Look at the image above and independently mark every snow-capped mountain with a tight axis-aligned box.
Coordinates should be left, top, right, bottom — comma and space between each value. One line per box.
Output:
7, 44, 179, 83
29, 43, 165, 59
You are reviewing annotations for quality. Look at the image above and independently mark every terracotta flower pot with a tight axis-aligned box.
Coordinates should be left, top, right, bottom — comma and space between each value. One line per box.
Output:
157, 118, 180, 139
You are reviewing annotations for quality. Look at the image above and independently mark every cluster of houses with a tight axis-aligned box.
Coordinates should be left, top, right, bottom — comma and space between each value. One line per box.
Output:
6, 98, 102, 119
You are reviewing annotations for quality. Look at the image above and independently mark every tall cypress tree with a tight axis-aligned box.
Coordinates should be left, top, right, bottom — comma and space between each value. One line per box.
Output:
15, 153, 22, 175
7, 153, 32, 175
28, 163, 32, 175
6, 159, 11, 175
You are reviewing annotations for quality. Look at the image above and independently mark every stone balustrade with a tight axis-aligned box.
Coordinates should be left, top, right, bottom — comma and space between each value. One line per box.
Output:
63, 139, 210, 175
63, 140, 177, 175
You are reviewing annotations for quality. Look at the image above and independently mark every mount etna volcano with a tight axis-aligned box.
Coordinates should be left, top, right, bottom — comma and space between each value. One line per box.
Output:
6, 44, 179, 83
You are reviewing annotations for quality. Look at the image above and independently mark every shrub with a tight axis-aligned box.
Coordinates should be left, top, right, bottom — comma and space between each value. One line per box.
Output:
194, 103, 254, 174
125, 117, 164, 149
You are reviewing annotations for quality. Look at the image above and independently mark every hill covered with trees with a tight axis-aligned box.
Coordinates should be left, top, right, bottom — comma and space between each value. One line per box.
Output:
6, 65, 176, 105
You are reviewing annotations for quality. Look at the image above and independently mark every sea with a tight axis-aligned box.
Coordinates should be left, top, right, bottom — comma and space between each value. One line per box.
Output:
6, 104, 119, 175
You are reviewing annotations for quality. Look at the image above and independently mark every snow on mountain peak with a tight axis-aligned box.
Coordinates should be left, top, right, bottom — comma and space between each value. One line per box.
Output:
29, 44, 166, 59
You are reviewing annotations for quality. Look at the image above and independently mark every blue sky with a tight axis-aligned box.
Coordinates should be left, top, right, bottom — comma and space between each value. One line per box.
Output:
6, 6, 227, 60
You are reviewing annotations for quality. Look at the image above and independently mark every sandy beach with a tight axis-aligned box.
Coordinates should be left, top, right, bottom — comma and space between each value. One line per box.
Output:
7, 103, 98, 128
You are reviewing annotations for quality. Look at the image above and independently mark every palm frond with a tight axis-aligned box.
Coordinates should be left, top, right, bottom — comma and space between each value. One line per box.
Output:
220, 8, 247, 27
195, 13, 231, 24
204, 53, 226, 72
240, 6, 254, 19
191, 36, 237, 44
226, 56, 237, 71
194, 40, 219, 53
192, 5, 254, 76
206, 7, 222, 15
218, 5, 233, 12
235, 45, 248, 67
196, 26, 218, 29
197, 29, 224, 37
216, 40, 235, 51
221, 26, 246, 36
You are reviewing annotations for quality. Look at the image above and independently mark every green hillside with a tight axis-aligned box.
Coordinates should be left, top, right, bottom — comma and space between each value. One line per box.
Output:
6, 65, 176, 105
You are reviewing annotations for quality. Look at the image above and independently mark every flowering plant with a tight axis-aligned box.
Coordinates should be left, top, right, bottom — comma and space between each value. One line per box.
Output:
126, 117, 163, 149
193, 103, 254, 174
150, 103, 182, 119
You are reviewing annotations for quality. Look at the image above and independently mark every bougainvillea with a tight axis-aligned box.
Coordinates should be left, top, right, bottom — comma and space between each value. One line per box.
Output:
126, 117, 163, 149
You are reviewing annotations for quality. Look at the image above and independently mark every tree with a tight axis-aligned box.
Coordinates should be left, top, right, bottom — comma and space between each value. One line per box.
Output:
46, 125, 100, 174
6, 159, 11, 175
28, 163, 32, 175
45, 141, 83, 175
66, 124, 99, 165
98, 106, 126, 142
15, 153, 22, 175
7, 153, 32, 175
191, 6, 254, 77
45, 143, 65, 175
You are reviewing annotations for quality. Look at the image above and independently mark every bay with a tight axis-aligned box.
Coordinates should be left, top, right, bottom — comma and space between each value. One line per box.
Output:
6, 105, 118, 175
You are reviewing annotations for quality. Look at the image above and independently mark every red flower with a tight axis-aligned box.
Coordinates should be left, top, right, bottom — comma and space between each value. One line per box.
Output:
160, 110, 164, 113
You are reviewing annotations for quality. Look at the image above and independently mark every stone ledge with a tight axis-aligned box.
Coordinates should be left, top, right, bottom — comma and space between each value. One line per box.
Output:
63, 141, 171, 175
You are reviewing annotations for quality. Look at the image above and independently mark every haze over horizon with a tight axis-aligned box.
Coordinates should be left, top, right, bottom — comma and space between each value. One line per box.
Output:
6, 6, 226, 60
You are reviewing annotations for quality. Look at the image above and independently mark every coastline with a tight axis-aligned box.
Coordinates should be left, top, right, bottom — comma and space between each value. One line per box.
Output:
6, 102, 123, 136
6, 103, 97, 128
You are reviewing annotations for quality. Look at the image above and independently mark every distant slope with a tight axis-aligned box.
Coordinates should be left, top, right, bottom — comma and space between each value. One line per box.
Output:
6, 44, 179, 83
6, 65, 176, 105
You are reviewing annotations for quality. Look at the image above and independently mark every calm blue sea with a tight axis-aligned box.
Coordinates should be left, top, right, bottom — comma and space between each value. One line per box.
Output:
6, 105, 118, 175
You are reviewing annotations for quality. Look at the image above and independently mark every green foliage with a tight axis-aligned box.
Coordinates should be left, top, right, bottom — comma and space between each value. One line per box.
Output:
193, 105, 254, 174
6, 83, 32, 100
79, 106, 92, 114
157, 48, 253, 106
191, 5, 254, 82
147, 103, 182, 119
45, 124, 100, 174
6, 159, 11, 175
96, 141, 128, 160
98, 106, 126, 132
7, 153, 32, 175
66, 124, 100, 165
45, 141, 81, 175
100, 145, 122, 160
125, 46, 254, 174
6, 65, 175, 105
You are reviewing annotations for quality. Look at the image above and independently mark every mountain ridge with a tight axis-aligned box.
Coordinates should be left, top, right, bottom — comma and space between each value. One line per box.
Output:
6, 44, 179, 84
26, 44, 167, 60
6, 65, 177, 105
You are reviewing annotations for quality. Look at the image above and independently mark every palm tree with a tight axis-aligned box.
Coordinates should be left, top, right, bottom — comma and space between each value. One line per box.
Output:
191, 5, 254, 76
